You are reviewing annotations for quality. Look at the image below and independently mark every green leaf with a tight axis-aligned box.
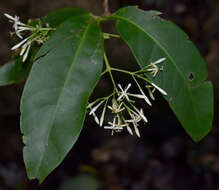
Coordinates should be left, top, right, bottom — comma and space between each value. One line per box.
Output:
43, 8, 89, 27
0, 56, 33, 86
113, 6, 214, 141
20, 15, 104, 182
60, 174, 99, 190
35, 13, 91, 60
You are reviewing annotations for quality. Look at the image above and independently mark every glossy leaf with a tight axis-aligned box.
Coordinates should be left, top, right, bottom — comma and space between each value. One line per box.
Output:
35, 13, 91, 60
114, 6, 214, 141
20, 15, 104, 182
0, 55, 33, 86
43, 8, 89, 27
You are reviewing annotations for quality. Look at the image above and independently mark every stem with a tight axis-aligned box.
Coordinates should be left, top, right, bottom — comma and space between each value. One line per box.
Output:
104, 53, 118, 92
111, 67, 132, 75
101, 69, 108, 76
103, 0, 110, 16
134, 74, 151, 83
110, 67, 151, 83
87, 91, 115, 110
103, 33, 120, 39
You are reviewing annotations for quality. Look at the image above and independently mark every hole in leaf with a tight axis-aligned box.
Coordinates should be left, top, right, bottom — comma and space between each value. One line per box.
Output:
188, 72, 195, 81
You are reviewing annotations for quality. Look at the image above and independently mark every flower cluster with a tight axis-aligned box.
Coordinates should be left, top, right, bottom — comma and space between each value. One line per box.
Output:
87, 57, 167, 138
4, 13, 54, 62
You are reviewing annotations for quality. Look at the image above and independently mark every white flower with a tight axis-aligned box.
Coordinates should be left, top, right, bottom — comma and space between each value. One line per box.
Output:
5, 13, 54, 62
104, 115, 128, 135
108, 101, 124, 114
4, 14, 25, 27
89, 100, 104, 116
126, 112, 142, 124
132, 107, 148, 123
146, 85, 155, 100
4, 13, 26, 39
15, 26, 34, 39
148, 57, 166, 77
126, 112, 142, 137
151, 82, 167, 96
13, 16, 21, 30
104, 117, 121, 130
117, 83, 131, 101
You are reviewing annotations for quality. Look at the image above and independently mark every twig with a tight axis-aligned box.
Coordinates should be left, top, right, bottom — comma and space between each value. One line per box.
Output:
103, 0, 110, 16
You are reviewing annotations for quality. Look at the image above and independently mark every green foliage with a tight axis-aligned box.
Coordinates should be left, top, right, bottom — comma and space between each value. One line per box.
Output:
20, 14, 104, 182
2, 6, 214, 183
0, 59, 29, 86
43, 8, 89, 27
113, 6, 214, 141
0, 52, 34, 86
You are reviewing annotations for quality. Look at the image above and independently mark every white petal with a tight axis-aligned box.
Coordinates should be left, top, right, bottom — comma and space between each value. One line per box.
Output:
139, 88, 152, 106
153, 57, 166, 64
124, 93, 130, 102
133, 107, 148, 123
104, 126, 112, 129
148, 88, 155, 100
117, 83, 123, 91
125, 119, 135, 123
13, 23, 18, 30
99, 106, 106, 127
134, 125, 141, 138
125, 83, 132, 91
89, 101, 104, 115
15, 31, 23, 39
117, 93, 124, 101
20, 43, 28, 56
111, 130, 114, 136
11, 37, 29, 50
92, 113, 99, 125
117, 83, 131, 102
17, 26, 32, 30
4, 13, 15, 21
147, 68, 156, 71
104, 126, 123, 130
128, 93, 145, 99
16, 22, 26, 26
126, 126, 133, 135
151, 83, 167, 95
22, 44, 31, 62
139, 109, 148, 123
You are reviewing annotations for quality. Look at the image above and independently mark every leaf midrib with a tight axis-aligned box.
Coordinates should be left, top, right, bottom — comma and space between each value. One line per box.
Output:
114, 14, 201, 128
35, 22, 92, 177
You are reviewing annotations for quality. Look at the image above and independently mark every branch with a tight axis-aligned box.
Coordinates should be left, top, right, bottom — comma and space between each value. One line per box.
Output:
103, 0, 110, 16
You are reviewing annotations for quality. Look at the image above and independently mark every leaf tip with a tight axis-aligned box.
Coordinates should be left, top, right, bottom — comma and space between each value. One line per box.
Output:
190, 126, 212, 143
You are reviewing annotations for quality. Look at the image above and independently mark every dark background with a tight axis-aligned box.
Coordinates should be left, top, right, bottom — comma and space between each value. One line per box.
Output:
0, 0, 219, 189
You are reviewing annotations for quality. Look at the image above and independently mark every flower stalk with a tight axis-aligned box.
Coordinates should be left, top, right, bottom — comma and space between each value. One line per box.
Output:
87, 54, 167, 137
